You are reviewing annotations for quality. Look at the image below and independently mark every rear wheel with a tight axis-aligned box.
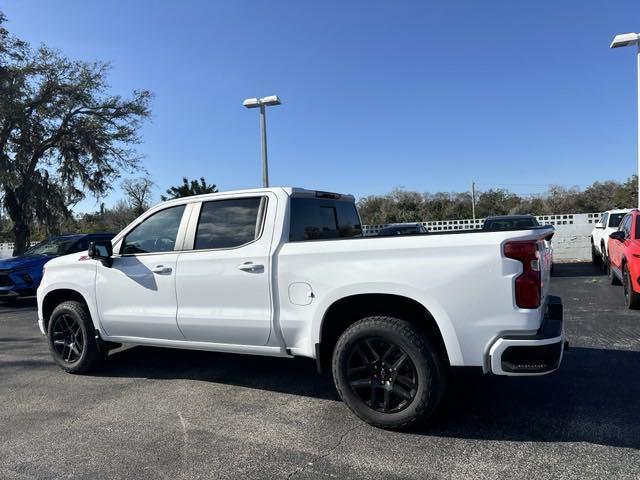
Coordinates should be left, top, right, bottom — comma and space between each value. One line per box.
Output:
47, 300, 106, 374
332, 315, 447, 430
591, 243, 600, 265
623, 265, 640, 309
608, 258, 622, 286
601, 244, 609, 273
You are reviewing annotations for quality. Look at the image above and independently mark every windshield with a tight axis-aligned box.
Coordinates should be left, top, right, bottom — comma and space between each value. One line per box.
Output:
25, 237, 78, 256
609, 213, 627, 228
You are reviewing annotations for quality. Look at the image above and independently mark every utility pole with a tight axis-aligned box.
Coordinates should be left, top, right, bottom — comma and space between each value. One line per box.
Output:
471, 181, 476, 223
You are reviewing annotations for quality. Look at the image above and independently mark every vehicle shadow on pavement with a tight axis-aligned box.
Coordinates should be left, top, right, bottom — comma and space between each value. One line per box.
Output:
0, 297, 37, 311
102, 346, 340, 401
100, 344, 639, 449
428, 346, 640, 449
552, 263, 605, 278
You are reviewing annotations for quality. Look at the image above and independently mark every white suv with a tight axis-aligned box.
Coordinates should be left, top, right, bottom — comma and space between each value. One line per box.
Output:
591, 209, 632, 265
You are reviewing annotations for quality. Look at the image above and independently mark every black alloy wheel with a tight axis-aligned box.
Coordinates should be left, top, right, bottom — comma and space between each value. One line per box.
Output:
346, 337, 418, 413
332, 315, 447, 430
47, 300, 106, 374
51, 313, 84, 363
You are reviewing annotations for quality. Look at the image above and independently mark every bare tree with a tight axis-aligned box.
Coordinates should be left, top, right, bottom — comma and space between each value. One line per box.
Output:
121, 177, 155, 216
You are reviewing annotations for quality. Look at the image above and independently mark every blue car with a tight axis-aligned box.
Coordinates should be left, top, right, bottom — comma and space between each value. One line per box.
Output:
0, 233, 114, 302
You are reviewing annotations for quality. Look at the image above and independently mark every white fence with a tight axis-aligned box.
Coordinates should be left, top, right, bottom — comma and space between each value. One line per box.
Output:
0, 213, 602, 262
363, 212, 603, 262
0, 242, 37, 259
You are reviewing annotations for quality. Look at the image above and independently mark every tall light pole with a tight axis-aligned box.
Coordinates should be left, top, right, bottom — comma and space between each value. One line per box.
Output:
610, 33, 640, 208
243, 95, 281, 188
471, 181, 476, 223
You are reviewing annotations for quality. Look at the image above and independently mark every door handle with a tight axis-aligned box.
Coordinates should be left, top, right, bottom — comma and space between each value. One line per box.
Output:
237, 262, 264, 273
151, 265, 172, 275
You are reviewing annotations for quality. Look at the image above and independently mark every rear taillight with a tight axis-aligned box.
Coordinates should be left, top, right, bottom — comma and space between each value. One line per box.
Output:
504, 240, 541, 309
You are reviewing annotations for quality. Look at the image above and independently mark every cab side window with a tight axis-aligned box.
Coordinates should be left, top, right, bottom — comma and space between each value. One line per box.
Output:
121, 205, 186, 254
194, 197, 265, 250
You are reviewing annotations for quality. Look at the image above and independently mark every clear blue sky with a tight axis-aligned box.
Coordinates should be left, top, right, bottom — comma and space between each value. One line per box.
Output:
3, 1, 640, 210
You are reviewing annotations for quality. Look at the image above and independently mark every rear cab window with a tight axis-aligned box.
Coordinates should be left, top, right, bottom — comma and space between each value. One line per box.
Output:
289, 195, 362, 242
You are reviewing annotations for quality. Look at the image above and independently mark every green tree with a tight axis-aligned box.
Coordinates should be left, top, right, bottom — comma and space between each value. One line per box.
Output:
475, 189, 521, 217
160, 177, 218, 201
0, 12, 151, 254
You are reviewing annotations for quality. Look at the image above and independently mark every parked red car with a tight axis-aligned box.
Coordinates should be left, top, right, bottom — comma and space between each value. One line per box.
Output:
607, 209, 640, 308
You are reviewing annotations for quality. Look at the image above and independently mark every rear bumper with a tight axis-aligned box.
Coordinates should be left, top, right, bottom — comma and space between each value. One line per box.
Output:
488, 295, 565, 376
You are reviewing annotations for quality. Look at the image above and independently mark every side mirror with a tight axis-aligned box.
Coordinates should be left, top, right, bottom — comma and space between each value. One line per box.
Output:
595, 222, 604, 229
609, 231, 626, 242
88, 240, 113, 266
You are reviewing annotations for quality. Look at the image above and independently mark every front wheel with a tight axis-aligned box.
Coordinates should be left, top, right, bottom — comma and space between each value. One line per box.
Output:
47, 300, 106, 374
591, 244, 600, 265
332, 316, 447, 430
623, 265, 640, 309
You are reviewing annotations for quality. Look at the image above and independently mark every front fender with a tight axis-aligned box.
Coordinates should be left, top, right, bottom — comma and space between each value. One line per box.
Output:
37, 258, 100, 334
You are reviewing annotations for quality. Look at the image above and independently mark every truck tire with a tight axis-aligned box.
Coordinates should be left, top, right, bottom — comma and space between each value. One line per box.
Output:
332, 315, 447, 430
623, 265, 640, 309
47, 300, 106, 374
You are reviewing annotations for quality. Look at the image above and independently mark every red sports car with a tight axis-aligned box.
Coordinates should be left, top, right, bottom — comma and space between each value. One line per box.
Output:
607, 209, 640, 308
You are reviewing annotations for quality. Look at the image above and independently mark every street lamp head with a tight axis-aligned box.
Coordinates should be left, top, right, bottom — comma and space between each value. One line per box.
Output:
242, 98, 261, 109
610, 33, 640, 49
242, 95, 282, 108
260, 95, 281, 106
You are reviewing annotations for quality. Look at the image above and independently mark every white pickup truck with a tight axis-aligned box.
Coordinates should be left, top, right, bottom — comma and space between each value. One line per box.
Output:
37, 187, 564, 429
591, 208, 632, 266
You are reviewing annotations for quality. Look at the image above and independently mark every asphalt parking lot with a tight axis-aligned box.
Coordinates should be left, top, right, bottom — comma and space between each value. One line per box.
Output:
1, 263, 639, 480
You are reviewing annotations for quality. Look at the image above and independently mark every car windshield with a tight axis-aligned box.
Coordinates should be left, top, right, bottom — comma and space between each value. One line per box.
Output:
25, 237, 78, 256
609, 213, 627, 228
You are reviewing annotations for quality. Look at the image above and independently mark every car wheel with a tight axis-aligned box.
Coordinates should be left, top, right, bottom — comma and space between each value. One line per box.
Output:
332, 315, 447, 430
47, 300, 106, 374
608, 259, 622, 286
591, 244, 600, 265
623, 265, 640, 309
601, 245, 608, 273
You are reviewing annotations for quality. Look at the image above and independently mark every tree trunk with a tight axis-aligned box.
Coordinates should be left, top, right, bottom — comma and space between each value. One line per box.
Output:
12, 221, 30, 256
3, 188, 31, 256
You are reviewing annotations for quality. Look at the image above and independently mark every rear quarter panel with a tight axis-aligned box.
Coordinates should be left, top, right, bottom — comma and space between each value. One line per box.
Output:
276, 230, 548, 366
